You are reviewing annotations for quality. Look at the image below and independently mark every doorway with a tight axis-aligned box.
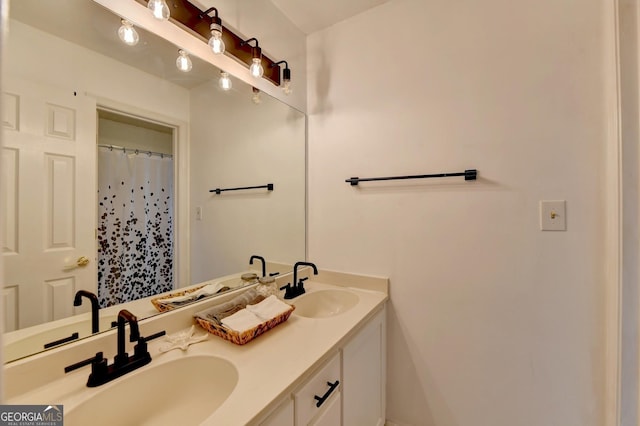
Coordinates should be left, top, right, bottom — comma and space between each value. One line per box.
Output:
96, 109, 175, 307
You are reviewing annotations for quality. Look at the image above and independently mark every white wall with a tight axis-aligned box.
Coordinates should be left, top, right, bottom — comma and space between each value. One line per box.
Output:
98, 118, 173, 155
189, 80, 305, 283
5, 20, 190, 121
307, 0, 609, 424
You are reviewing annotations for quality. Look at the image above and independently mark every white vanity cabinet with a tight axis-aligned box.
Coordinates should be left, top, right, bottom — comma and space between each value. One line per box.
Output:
258, 306, 386, 426
342, 308, 386, 425
4, 272, 389, 426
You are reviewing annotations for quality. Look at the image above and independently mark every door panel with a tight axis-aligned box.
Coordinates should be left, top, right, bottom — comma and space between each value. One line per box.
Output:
2, 78, 97, 330
2, 147, 19, 254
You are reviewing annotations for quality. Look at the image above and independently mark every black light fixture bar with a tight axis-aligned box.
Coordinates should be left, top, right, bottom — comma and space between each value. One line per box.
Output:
199, 6, 220, 21
271, 60, 291, 80
209, 183, 274, 194
137, 0, 281, 85
345, 169, 478, 186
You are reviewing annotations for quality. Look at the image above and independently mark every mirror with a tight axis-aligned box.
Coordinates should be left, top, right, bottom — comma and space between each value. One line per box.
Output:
1, 0, 306, 362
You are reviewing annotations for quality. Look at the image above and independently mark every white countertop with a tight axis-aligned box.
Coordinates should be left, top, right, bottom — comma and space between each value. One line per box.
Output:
4, 271, 388, 425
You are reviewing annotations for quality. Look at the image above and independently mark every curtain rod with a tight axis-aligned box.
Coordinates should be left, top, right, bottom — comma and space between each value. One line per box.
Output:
97, 144, 173, 158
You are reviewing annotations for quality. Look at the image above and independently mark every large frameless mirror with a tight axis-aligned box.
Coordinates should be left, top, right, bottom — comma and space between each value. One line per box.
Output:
1, 0, 305, 362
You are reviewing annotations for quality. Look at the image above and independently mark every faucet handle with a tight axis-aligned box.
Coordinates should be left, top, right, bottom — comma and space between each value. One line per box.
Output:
64, 352, 104, 373
65, 352, 109, 388
280, 283, 296, 300
297, 277, 309, 294
134, 330, 167, 359
142, 330, 167, 343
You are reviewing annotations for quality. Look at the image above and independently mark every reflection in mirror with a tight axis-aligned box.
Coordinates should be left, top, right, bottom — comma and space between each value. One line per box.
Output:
1, 0, 305, 362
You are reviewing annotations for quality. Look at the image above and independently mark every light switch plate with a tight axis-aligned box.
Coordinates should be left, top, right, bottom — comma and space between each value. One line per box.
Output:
540, 200, 566, 231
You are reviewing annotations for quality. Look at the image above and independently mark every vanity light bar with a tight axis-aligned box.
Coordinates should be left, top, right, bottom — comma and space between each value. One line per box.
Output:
137, 0, 281, 85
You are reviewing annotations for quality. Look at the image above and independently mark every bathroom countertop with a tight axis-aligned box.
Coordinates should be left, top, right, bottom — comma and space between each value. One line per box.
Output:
200, 280, 387, 424
4, 270, 388, 425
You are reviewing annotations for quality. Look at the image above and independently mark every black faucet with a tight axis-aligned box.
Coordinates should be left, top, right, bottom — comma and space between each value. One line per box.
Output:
282, 261, 318, 299
250, 255, 266, 277
114, 310, 140, 366
73, 290, 100, 334
64, 309, 165, 387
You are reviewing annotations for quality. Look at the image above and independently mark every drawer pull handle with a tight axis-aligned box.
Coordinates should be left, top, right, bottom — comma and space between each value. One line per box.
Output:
314, 380, 340, 408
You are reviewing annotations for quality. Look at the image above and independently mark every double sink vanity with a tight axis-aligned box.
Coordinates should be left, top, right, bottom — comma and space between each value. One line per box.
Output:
4, 268, 388, 425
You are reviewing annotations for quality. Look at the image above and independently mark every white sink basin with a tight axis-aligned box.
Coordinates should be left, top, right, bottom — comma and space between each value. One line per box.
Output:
294, 289, 359, 318
65, 355, 238, 426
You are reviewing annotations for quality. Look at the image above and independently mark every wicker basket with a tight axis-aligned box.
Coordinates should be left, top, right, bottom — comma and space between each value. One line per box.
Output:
150, 285, 207, 313
195, 305, 295, 345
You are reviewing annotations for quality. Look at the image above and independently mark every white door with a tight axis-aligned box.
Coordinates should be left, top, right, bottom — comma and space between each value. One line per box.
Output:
2, 78, 97, 331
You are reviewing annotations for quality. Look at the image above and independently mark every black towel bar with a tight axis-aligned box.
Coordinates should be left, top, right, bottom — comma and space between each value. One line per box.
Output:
210, 183, 274, 194
345, 169, 477, 186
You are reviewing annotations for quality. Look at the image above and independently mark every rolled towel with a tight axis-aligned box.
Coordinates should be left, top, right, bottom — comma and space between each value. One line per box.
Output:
221, 309, 263, 333
246, 295, 292, 321
194, 289, 264, 324
159, 283, 223, 305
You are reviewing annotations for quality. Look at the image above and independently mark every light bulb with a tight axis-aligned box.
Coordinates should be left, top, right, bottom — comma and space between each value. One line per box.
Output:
282, 66, 292, 95
208, 23, 225, 55
252, 88, 262, 104
148, 0, 170, 21
283, 80, 292, 95
219, 72, 232, 91
250, 58, 264, 78
118, 20, 139, 46
176, 50, 192, 72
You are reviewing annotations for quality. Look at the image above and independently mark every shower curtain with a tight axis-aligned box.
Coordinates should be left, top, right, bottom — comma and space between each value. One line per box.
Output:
97, 146, 174, 307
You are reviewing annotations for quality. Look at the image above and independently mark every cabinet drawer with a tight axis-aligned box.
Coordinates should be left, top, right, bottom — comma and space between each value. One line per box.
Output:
294, 353, 341, 425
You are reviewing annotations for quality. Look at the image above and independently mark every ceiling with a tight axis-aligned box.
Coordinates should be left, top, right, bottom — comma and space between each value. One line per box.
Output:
268, 0, 389, 35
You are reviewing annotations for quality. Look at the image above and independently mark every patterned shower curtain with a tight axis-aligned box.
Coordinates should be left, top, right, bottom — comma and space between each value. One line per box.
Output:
97, 146, 174, 307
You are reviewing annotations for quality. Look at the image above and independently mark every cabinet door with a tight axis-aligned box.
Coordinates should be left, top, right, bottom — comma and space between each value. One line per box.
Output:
260, 397, 294, 426
310, 392, 341, 426
342, 308, 386, 426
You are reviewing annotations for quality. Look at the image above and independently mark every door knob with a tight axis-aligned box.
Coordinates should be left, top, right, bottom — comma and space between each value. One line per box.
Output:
63, 256, 90, 271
